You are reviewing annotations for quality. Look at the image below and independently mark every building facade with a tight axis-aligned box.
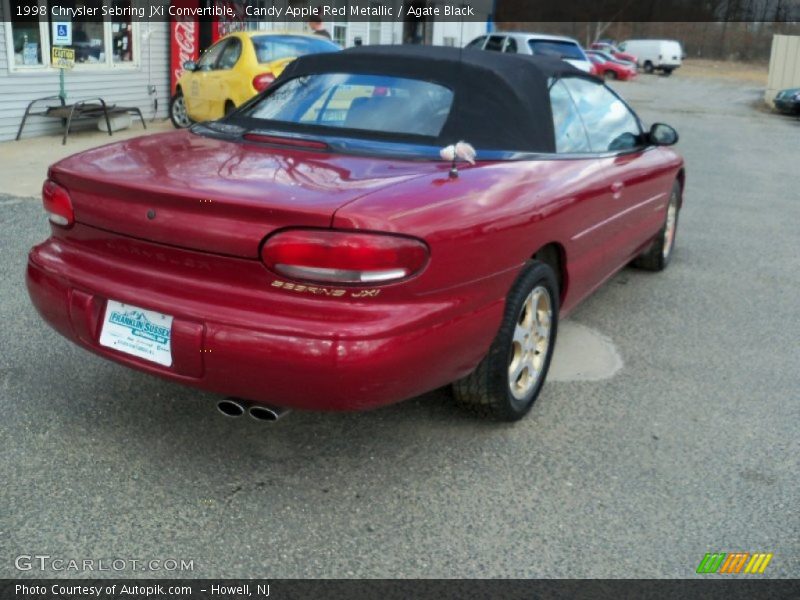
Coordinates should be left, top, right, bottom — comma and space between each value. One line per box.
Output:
1, 1, 171, 141
766, 34, 800, 106
1, 0, 489, 142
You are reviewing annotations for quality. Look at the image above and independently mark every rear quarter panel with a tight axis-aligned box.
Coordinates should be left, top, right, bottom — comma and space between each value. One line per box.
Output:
333, 152, 683, 317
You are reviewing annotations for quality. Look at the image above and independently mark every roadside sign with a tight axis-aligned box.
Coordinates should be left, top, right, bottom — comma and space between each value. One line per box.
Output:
52, 47, 75, 70
52, 21, 72, 46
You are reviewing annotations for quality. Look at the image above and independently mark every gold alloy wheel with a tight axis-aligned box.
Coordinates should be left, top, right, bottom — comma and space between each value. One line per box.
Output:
663, 197, 678, 259
508, 285, 552, 400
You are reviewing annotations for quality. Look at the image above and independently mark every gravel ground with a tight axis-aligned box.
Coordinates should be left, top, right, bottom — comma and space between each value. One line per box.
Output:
0, 72, 798, 579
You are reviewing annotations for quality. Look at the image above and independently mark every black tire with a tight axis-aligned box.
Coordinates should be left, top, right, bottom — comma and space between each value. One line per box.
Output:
633, 181, 681, 271
224, 100, 236, 117
604, 70, 618, 80
643, 61, 655, 74
169, 89, 192, 129
453, 261, 559, 422
662, 68, 673, 77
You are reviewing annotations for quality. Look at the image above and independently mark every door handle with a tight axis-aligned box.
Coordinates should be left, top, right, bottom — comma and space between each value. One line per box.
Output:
611, 181, 625, 193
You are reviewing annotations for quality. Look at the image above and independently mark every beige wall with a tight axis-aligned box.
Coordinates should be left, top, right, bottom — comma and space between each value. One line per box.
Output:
766, 34, 800, 105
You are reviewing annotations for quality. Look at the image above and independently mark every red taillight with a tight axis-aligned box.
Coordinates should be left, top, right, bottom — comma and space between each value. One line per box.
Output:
252, 72, 276, 92
42, 179, 74, 227
261, 230, 429, 284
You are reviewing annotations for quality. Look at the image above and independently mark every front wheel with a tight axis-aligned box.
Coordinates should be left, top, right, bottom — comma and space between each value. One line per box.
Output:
169, 90, 192, 129
633, 181, 681, 271
604, 70, 618, 80
453, 261, 559, 421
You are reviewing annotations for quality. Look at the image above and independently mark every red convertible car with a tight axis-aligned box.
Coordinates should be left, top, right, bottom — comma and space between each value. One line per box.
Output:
27, 46, 684, 422
587, 50, 638, 81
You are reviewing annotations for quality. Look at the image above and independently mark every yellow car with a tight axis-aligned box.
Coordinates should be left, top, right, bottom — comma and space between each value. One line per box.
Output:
169, 31, 340, 128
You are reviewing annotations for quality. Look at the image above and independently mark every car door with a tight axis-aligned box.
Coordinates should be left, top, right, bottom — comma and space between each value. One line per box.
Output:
561, 77, 670, 268
547, 78, 622, 300
187, 39, 229, 120
203, 37, 243, 118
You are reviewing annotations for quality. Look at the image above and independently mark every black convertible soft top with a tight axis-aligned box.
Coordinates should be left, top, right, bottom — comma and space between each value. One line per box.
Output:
238, 45, 597, 154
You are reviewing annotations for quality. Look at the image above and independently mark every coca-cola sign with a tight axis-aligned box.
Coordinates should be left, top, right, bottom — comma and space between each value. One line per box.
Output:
170, 14, 198, 93
212, 0, 246, 40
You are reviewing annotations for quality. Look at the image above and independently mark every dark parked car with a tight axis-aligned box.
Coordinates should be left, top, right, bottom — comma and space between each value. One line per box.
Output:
774, 88, 800, 115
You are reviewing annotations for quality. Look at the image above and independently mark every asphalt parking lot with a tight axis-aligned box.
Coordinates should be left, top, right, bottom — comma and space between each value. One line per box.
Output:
1, 72, 798, 579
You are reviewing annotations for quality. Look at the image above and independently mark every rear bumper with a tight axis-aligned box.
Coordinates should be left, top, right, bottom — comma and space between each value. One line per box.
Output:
26, 236, 504, 411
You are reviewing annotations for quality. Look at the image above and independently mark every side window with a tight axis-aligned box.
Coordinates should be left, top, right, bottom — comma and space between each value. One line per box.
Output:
549, 79, 591, 153
218, 38, 242, 70
484, 36, 505, 52
504, 37, 518, 53
561, 77, 642, 152
197, 40, 228, 70
467, 36, 486, 49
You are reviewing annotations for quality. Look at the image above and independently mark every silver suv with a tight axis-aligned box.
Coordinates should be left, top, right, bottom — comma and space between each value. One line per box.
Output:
467, 32, 593, 73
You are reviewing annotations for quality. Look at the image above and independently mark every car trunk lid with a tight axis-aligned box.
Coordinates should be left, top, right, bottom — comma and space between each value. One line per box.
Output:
50, 130, 437, 258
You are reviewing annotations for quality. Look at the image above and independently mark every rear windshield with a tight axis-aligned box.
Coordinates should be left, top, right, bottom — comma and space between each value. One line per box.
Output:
529, 40, 585, 61
243, 73, 454, 137
251, 35, 339, 63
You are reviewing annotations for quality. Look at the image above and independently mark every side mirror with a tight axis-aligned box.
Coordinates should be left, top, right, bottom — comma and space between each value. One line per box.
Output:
649, 123, 679, 146
183, 60, 197, 72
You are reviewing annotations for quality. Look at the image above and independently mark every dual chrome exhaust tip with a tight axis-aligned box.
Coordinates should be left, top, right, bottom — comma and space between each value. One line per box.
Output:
217, 398, 289, 422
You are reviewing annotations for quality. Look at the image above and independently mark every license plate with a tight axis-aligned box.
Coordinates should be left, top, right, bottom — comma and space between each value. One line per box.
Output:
99, 300, 173, 367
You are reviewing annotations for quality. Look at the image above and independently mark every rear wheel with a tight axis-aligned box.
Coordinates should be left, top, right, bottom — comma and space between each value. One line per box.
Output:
169, 90, 192, 129
643, 61, 655, 74
633, 181, 681, 271
453, 261, 559, 421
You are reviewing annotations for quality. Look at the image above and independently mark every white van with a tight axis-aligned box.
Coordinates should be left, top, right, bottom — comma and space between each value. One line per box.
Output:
618, 39, 683, 75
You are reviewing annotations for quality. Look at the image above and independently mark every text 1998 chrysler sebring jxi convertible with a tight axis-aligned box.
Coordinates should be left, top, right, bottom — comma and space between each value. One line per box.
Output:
27, 46, 684, 421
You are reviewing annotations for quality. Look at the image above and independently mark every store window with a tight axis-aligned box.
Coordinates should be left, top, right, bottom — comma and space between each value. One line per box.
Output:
333, 25, 346, 47
8, 0, 46, 66
4, 0, 138, 70
368, 1, 381, 44
46, 0, 105, 64
111, 0, 135, 63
